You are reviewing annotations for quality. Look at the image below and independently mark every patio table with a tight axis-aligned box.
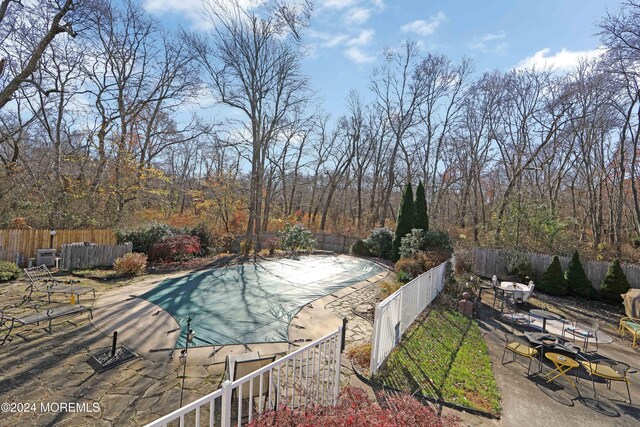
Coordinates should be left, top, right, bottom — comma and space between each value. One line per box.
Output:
544, 352, 579, 389
530, 309, 563, 333
524, 332, 580, 372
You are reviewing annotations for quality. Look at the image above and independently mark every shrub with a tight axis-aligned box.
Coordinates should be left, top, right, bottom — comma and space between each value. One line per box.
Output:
148, 235, 202, 262
417, 249, 451, 272
414, 180, 429, 231
505, 251, 534, 282
213, 233, 235, 253
265, 238, 277, 256
277, 223, 316, 253
364, 227, 393, 259
379, 279, 402, 300
392, 183, 415, 262
247, 386, 458, 427
565, 250, 594, 299
538, 255, 567, 296
239, 239, 253, 256
599, 259, 631, 304
347, 342, 372, 370
454, 248, 472, 275
189, 223, 215, 255
0, 261, 21, 282
351, 239, 373, 257
395, 256, 424, 283
117, 222, 175, 253
399, 229, 452, 258
113, 253, 147, 276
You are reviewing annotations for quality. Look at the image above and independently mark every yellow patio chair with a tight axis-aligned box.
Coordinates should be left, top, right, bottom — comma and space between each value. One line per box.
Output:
502, 333, 539, 376
578, 357, 632, 404
619, 317, 640, 349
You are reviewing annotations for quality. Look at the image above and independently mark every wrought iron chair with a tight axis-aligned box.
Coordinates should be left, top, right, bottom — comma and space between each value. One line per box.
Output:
577, 355, 632, 403
502, 333, 540, 376
563, 317, 599, 352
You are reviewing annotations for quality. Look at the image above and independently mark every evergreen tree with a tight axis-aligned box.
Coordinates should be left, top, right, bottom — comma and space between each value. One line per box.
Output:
565, 251, 594, 299
414, 180, 429, 231
539, 256, 567, 296
392, 183, 415, 262
599, 259, 631, 304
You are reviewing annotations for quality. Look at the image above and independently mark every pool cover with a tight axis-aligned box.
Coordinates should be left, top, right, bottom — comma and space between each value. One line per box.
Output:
141, 256, 384, 348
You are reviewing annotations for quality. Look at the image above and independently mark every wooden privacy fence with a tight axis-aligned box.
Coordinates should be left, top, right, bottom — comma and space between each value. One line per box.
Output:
0, 229, 116, 266
59, 242, 132, 271
247, 232, 359, 253
472, 247, 640, 290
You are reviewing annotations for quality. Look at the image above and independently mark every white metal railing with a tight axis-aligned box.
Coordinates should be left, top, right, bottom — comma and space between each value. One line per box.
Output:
145, 326, 344, 427
370, 260, 448, 375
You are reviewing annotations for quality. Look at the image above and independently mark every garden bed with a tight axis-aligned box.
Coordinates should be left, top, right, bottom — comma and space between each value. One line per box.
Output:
374, 308, 501, 416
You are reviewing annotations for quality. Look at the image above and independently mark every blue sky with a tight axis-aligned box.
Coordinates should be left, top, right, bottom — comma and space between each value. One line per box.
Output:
144, 0, 616, 118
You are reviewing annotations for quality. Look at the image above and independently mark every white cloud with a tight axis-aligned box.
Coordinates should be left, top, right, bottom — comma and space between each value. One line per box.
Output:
371, 0, 385, 11
514, 47, 605, 71
344, 7, 371, 25
469, 31, 507, 54
400, 12, 446, 36
323, 0, 359, 10
144, 0, 212, 29
348, 29, 374, 46
325, 34, 349, 47
344, 47, 376, 63
480, 31, 506, 42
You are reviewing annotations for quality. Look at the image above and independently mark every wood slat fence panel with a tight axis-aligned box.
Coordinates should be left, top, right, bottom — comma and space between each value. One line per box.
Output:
60, 243, 133, 271
245, 232, 359, 254
0, 229, 116, 266
471, 247, 640, 290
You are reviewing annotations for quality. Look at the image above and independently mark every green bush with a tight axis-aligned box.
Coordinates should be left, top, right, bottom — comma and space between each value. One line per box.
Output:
414, 180, 429, 231
539, 256, 567, 296
0, 261, 21, 282
363, 227, 393, 259
395, 256, 423, 283
398, 229, 452, 258
277, 223, 316, 253
392, 183, 415, 262
505, 251, 534, 282
117, 222, 175, 254
189, 223, 214, 255
599, 259, 630, 304
350, 239, 373, 256
565, 251, 594, 299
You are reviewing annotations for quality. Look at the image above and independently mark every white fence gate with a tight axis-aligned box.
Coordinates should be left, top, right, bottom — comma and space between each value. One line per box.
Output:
145, 327, 344, 427
370, 260, 448, 376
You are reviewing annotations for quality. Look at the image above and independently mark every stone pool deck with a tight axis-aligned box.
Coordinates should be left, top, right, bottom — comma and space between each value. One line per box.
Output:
0, 255, 390, 426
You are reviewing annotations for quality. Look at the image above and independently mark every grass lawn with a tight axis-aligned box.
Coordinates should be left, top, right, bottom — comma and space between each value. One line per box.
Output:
375, 308, 501, 416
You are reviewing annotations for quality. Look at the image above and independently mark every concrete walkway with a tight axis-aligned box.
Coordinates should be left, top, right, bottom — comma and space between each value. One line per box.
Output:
474, 299, 640, 427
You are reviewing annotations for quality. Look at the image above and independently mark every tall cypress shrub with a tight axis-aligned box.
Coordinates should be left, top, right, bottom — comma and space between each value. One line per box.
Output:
539, 256, 567, 296
392, 183, 415, 262
565, 251, 594, 299
414, 180, 429, 231
599, 259, 630, 304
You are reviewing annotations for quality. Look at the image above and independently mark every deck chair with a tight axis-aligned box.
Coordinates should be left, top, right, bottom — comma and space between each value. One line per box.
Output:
1, 304, 93, 345
24, 265, 95, 303
231, 355, 277, 419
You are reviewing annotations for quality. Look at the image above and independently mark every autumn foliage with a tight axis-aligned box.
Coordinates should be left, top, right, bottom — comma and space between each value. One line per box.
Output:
148, 235, 202, 262
247, 386, 457, 427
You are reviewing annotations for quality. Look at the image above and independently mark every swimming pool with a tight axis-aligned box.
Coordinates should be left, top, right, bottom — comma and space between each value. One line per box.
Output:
141, 255, 384, 347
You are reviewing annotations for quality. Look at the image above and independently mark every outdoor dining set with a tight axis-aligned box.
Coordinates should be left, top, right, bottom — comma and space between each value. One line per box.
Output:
489, 275, 633, 404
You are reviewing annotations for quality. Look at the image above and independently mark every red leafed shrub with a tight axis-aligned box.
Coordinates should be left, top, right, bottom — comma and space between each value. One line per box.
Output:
148, 235, 202, 262
247, 386, 458, 427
